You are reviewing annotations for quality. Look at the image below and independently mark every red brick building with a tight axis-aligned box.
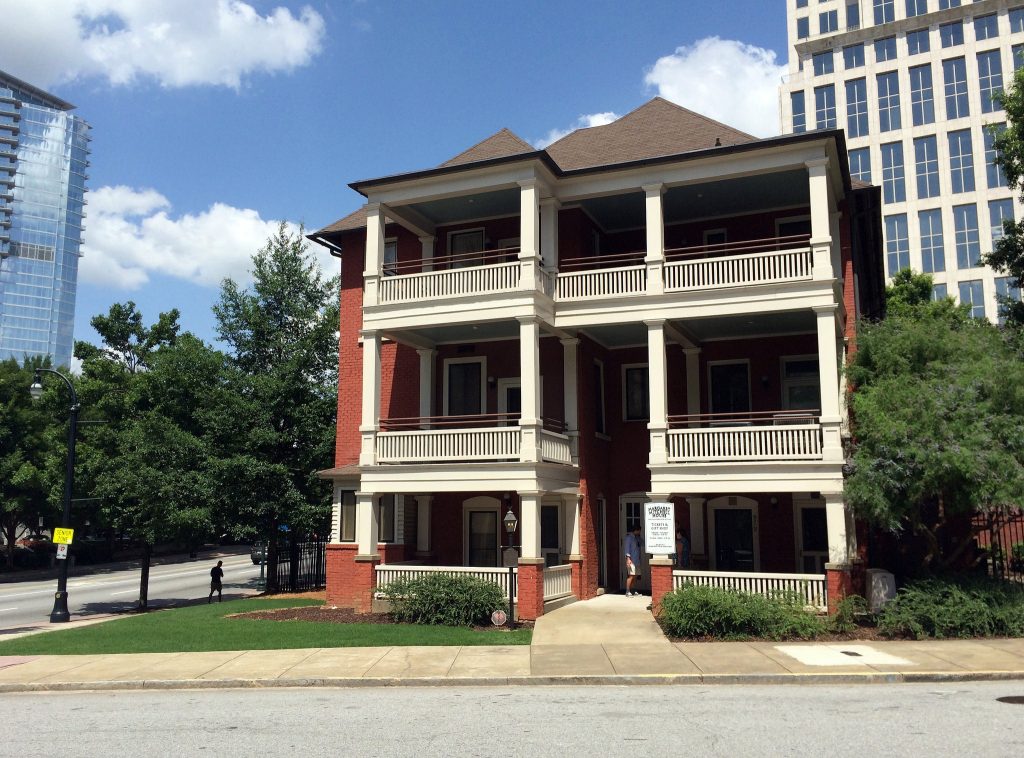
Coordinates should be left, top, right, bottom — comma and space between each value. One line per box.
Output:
311, 98, 884, 618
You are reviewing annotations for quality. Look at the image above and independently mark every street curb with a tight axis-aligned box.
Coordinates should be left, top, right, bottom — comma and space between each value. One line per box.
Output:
1, 670, 1022, 693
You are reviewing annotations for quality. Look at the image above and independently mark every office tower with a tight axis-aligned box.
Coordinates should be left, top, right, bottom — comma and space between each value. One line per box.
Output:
0, 69, 89, 367
781, 0, 1023, 322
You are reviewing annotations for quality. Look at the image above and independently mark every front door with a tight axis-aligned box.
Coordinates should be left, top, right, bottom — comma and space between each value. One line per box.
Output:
798, 505, 828, 573
467, 511, 498, 567
714, 508, 755, 571
619, 497, 650, 592
541, 504, 561, 567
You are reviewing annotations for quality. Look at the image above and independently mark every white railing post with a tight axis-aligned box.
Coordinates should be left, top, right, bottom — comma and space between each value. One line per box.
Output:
518, 316, 542, 462
814, 303, 844, 463
364, 203, 385, 306
806, 158, 834, 281
643, 183, 665, 296
519, 179, 541, 292
646, 319, 668, 465
359, 330, 381, 465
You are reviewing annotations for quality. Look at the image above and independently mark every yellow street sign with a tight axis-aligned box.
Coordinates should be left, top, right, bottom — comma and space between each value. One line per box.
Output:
53, 527, 75, 545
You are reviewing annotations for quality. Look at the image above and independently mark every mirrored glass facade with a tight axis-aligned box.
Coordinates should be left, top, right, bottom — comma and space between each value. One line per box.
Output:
0, 70, 89, 368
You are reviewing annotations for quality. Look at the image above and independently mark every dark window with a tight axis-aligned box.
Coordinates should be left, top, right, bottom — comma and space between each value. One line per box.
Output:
624, 366, 649, 421
710, 363, 750, 414
447, 361, 482, 416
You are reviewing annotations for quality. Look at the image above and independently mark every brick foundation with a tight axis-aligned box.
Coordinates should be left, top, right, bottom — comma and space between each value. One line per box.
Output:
516, 559, 545, 620
649, 558, 675, 616
569, 556, 583, 599
326, 544, 378, 613
826, 564, 854, 615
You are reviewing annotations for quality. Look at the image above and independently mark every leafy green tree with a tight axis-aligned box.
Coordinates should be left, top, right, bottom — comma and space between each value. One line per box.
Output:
213, 223, 338, 590
846, 273, 1024, 570
988, 66, 1024, 326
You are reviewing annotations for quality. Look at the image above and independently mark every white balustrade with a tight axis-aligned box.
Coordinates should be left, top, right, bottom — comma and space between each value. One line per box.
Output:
376, 427, 520, 463
540, 430, 573, 464
673, 569, 827, 611
375, 564, 518, 600
555, 264, 646, 301
666, 424, 822, 462
543, 564, 573, 601
663, 248, 812, 292
378, 261, 520, 304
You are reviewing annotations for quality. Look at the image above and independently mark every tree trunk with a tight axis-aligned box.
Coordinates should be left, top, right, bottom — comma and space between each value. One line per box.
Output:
265, 518, 279, 594
138, 542, 152, 611
2, 518, 17, 570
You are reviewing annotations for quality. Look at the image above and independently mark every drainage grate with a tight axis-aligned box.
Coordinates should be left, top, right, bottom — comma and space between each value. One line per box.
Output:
841, 650, 863, 657
996, 696, 1024, 705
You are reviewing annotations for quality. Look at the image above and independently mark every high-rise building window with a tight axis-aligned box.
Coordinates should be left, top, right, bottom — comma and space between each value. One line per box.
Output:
820, 10, 839, 33
948, 129, 975, 194
877, 72, 902, 131
844, 43, 865, 68
905, 0, 927, 15
797, 16, 810, 39
881, 141, 906, 203
815, 84, 837, 129
885, 214, 910, 275
990, 198, 1014, 248
974, 14, 998, 41
943, 57, 969, 119
848, 2, 861, 28
977, 51, 1004, 114
954, 204, 981, 268
933, 283, 948, 300
910, 64, 935, 125
958, 280, 985, 319
985, 125, 1007, 188
938, 0, 960, 8
813, 51, 835, 76
940, 21, 964, 48
914, 135, 940, 198
796, 0, 808, 7
996, 277, 1022, 325
919, 209, 946, 273
791, 91, 807, 133
1015, 44, 1024, 71
849, 147, 872, 182
846, 78, 869, 137
875, 36, 897, 62
907, 28, 930, 55
1011, 7, 1024, 33
874, 0, 895, 25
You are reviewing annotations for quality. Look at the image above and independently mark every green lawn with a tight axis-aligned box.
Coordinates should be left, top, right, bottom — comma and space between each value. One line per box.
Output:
0, 598, 532, 655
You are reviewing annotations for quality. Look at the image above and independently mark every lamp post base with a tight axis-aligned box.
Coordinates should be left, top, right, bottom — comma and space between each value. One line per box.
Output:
49, 591, 70, 623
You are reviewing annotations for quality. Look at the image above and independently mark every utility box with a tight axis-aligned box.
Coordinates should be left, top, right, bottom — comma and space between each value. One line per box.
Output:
866, 568, 897, 613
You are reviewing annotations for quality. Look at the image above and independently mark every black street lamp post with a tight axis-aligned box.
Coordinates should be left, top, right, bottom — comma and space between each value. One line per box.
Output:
30, 368, 79, 623
503, 507, 518, 630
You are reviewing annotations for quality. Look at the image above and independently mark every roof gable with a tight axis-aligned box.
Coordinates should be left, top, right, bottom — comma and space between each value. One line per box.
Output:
439, 127, 536, 167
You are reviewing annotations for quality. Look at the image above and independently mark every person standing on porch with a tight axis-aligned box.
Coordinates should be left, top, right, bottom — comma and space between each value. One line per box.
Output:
625, 526, 643, 597
675, 529, 691, 569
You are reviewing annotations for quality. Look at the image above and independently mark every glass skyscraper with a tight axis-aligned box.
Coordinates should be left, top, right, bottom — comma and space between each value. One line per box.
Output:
0, 69, 89, 368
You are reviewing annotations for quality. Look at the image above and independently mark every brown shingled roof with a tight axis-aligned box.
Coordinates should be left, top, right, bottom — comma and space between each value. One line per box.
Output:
545, 97, 755, 171
314, 205, 367, 235
439, 127, 536, 167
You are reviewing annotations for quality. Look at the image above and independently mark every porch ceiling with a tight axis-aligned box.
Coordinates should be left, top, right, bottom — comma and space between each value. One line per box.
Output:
581, 310, 815, 348
390, 320, 519, 346
407, 188, 520, 226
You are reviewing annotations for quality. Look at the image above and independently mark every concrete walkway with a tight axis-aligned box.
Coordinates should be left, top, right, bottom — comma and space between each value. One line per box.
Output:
1, 594, 1023, 691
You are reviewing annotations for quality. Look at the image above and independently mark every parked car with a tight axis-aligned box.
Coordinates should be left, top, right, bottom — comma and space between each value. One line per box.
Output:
250, 542, 267, 565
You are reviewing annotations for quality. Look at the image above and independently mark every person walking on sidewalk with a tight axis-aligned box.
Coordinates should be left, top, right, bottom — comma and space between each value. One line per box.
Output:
208, 560, 224, 603
625, 526, 643, 597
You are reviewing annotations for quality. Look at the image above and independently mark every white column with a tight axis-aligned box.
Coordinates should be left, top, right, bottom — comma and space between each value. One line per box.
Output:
684, 347, 701, 427
364, 203, 385, 305
519, 179, 541, 291
806, 159, 834, 281
518, 316, 541, 462
520, 492, 542, 560
540, 197, 560, 271
686, 497, 705, 557
419, 235, 435, 272
824, 492, 855, 565
646, 319, 668, 465
415, 495, 432, 554
565, 494, 582, 558
814, 304, 844, 462
356, 491, 379, 556
359, 330, 381, 466
331, 484, 342, 543
416, 348, 435, 421
561, 337, 580, 464
643, 183, 665, 296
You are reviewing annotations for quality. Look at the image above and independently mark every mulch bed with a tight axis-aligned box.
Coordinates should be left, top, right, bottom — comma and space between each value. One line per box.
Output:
231, 604, 533, 631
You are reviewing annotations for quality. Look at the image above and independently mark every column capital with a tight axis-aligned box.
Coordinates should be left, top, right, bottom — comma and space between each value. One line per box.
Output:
685, 496, 706, 506
365, 201, 384, 214
360, 328, 380, 340
559, 336, 580, 347
644, 318, 666, 329
805, 157, 829, 172
354, 490, 376, 499
516, 315, 541, 327
682, 346, 702, 356
646, 492, 674, 501
812, 304, 839, 315
642, 182, 665, 195
518, 178, 540, 190
417, 234, 435, 244
415, 347, 436, 358
539, 196, 562, 209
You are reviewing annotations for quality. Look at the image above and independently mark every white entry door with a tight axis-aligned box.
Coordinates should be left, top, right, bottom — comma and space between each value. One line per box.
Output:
619, 496, 650, 592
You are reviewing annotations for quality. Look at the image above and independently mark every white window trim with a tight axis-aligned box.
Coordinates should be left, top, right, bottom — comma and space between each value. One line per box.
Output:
707, 359, 752, 415
775, 214, 812, 240
621, 363, 649, 422
541, 497, 564, 565
496, 378, 520, 415
442, 356, 487, 416
707, 495, 760, 571
462, 496, 502, 567
447, 227, 486, 254
382, 237, 398, 276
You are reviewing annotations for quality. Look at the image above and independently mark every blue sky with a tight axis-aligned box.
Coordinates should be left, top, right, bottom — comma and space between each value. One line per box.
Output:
0, 0, 790, 359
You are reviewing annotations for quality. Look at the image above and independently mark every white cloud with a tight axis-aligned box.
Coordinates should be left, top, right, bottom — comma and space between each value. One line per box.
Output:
535, 111, 620, 148
80, 185, 336, 290
643, 37, 786, 138
0, 0, 324, 88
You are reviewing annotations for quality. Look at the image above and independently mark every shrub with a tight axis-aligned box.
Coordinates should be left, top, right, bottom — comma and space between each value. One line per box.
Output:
830, 594, 868, 634
379, 573, 506, 627
878, 575, 1024, 639
658, 584, 827, 640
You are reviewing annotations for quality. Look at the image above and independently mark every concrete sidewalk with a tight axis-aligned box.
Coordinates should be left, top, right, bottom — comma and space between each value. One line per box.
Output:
1, 593, 1023, 691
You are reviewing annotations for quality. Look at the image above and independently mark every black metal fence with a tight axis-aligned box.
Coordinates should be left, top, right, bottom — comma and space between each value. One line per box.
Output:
974, 511, 1024, 582
273, 539, 327, 593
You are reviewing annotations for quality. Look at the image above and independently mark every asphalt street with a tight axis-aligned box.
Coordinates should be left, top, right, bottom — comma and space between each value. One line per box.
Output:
3, 682, 1024, 757
0, 553, 261, 632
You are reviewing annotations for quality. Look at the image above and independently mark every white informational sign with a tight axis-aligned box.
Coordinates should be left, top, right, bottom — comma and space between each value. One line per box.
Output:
56, 543, 69, 560
644, 501, 675, 555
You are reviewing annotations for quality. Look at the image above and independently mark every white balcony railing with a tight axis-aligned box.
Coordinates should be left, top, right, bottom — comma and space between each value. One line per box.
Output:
375, 417, 575, 465
664, 246, 812, 292
673, 569, 827, 612
556, 263, 646, 301
539, 429, 573, 464
379, 260, 520, 304
376, 564, 518, 600
666, 423, 823, 462
543, 563, 573, 601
